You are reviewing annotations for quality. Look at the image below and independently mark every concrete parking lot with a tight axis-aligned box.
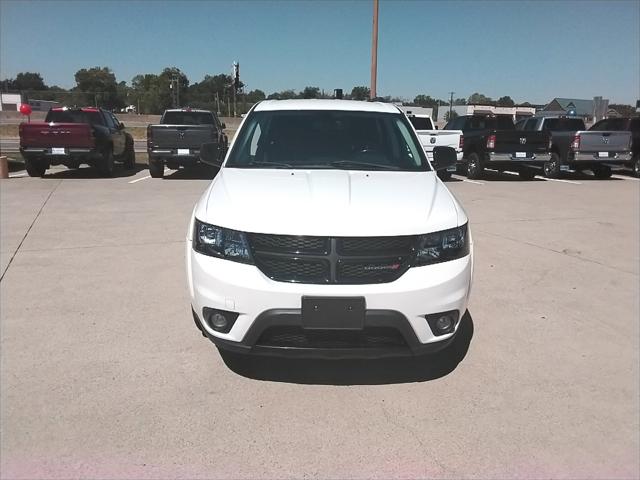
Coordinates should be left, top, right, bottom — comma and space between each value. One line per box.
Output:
1, 165, 638, 479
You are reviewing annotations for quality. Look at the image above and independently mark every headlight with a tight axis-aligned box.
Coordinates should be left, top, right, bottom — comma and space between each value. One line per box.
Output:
193, 219, 253, 264
413, 223, 469, 266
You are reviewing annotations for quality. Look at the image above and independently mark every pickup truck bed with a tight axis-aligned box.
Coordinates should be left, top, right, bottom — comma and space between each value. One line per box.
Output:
407, 114, 462, 180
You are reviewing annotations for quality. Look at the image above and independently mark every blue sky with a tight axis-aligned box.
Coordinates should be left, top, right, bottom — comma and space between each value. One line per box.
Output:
1, 0, 638, 104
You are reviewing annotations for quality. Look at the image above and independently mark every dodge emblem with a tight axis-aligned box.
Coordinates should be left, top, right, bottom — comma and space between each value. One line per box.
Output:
430, 137, 436, 144
602, 136, 609, 144
519, 137, 526, 145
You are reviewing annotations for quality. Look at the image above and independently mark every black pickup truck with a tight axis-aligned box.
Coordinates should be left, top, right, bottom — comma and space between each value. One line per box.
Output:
445, 114, 551, 180
147, 109, 228, 178
516, 116, 633, 178
590, 117, 639, 177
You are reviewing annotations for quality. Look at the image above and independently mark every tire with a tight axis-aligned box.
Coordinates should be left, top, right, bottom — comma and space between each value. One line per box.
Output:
148, 157, 164, 178
592, 164, 612, 179
466, 152, 484, 180
123, 141, 136, 170
25, 158, 47, 177
633, 155, 640, 178
437, 170, 452, 181
543, 153, 561, 178
66, 161, 81, 169
98, 146, 115, 177
518, 168, 536, 181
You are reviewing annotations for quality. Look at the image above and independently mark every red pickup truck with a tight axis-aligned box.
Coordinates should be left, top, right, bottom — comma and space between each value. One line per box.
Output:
19, 107, 135, 177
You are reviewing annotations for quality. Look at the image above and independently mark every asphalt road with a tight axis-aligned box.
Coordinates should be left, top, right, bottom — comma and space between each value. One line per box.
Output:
1, 166, 638, 479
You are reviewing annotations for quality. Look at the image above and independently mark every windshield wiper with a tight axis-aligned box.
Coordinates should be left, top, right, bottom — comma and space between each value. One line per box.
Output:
244, 160, 294, 169
328, 160, 400, 171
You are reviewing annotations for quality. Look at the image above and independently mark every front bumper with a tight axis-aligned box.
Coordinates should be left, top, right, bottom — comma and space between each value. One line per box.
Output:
570, 151, 632, 163
187, 245, 473, 357
487, 152, 551, 163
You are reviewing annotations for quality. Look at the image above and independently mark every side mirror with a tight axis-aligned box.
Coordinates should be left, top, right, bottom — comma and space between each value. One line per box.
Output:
119, 123, 125, 129
435, 125, 439, 130
200, 142, 223, 167
432, 146, 457, 171
221, 122, 226, 129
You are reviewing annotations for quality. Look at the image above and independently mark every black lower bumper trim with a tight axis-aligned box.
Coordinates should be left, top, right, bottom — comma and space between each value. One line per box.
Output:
193, 307, 456, 358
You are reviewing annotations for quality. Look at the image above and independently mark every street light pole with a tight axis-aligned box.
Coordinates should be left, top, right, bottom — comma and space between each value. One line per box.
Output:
370, 0, 379, 100
449, 91, 455, 119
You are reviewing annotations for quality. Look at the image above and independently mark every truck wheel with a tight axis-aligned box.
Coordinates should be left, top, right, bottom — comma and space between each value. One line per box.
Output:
466, 153, 484, 179
633, 155, 640, 178
592, 165, 612, 179
124, 142, 136, 170
98, 147, 115, 177
148, 158, 164, 178
543, 153, 561, 178
518, 168, 536, 181
25, 158, 47, 177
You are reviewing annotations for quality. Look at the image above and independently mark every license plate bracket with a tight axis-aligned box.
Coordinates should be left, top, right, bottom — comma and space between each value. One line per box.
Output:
598, 152, 609, 158
301, 296, 365, 330
51, 147, 66, 155
515, 152, 526, 158
177, 148, 190, 156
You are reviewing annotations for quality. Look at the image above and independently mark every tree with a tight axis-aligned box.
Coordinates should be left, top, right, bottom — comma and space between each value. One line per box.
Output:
496, 96, 515, 107
467, 92, 493, 105
267, 89, 297, 100
609, 104, 635, 117
74, 67, 121, 109
413, 94, 438, 107
444, 110, 459, 122
14, 72, 47, 91
454, 98, 467, 106
350, 86, 370, 101
302, 86, 320, 99
245, 89, 266, 104
158, 67, 189, 109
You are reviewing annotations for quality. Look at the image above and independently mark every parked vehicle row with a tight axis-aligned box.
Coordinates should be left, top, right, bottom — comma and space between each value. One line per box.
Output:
19, 107, 136, 177
438, 114, 637, 180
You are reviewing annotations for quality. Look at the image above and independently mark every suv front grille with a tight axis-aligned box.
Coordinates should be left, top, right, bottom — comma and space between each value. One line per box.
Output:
247, 234, 417, 284
256, 326, 407, 349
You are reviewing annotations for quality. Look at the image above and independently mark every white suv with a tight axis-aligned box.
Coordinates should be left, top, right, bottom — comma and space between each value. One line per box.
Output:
186, 100, 473, 358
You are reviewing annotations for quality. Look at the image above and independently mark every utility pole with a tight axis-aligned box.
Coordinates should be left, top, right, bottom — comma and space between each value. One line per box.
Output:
370, 0, 379, 100
449, 91, 455, 119
216, 92, 220, 115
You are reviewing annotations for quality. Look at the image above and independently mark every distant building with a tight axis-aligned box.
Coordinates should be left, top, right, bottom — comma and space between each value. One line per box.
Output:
437, 104, 536, 122
28, 99, 61, 112
541, 97, 609, 122
0, 93, 22, 111
396, 105, 434, 118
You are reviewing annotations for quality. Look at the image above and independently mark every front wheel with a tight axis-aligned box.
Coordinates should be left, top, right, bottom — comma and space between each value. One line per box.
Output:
437, 170, 453, 181
25, 158, 47, 177
98, 147, 115, 177
124, 142, 136, 170
543, 153, 561, 178
148, 157, 164, 178
466, 152, 484, 180
592, 164, 612, 179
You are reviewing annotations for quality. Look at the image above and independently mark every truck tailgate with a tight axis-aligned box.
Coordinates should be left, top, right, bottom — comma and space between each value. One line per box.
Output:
20, 122, 94, 148
576, 131, 631, 153
149, 125, 216, 150
417, 130, 462, 154
494, 130, 549, 154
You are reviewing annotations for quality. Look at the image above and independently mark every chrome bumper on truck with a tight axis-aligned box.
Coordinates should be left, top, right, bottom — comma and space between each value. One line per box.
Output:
488, 152, 551, 162
571, 151, 632, 163
20, 147, 100, 159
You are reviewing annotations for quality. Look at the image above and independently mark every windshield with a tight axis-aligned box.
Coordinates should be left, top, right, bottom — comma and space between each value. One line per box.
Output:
544, 118, 585, 131
226, 110, 430, 171
45, 110, 104, 125
161, 111, 215, 125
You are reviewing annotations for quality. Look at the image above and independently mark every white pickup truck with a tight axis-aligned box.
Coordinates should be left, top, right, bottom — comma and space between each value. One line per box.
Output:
406, 114, 463, 179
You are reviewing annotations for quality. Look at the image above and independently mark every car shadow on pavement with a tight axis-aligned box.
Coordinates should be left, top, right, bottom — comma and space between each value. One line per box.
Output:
43, 164, 146, 179
219, 311, 474, 385
163, 165, 219, 180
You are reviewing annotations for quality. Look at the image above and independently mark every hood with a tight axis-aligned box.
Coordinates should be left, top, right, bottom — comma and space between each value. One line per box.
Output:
197, 168, 464, 236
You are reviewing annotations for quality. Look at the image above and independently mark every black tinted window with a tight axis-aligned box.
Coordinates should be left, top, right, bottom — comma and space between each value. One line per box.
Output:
161, 111, 215, 125
226, 110, 430, 171
544, 118, 585, 131
604, 118, 629, 131
408, 116, 433, 130
45, 110, 104, 125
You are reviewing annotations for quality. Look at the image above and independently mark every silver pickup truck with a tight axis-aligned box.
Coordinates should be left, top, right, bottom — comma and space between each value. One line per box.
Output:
516, 116, 632, 178
406, 114, 463, 180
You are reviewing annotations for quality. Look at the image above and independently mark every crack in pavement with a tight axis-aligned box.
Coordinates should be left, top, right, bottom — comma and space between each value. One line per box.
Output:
0, 179, 62, 282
